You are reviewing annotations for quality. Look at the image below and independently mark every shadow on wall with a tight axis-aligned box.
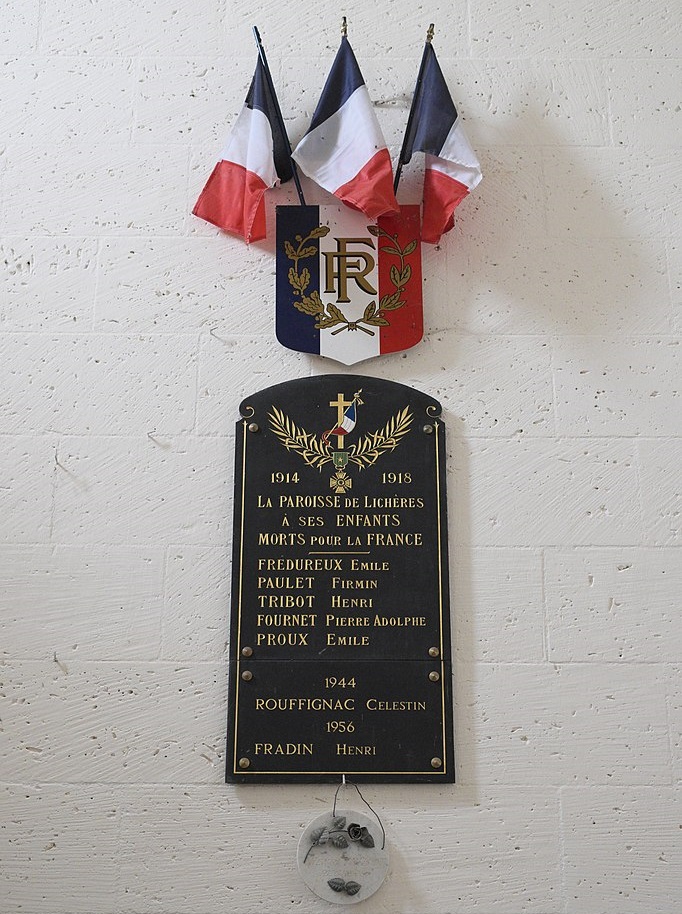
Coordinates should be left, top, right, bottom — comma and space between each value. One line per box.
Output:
455, 113, 654, 338
284, 113, 658, 384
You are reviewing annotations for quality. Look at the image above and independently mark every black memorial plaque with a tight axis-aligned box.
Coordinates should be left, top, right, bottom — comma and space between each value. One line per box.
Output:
226, 375, 453, 782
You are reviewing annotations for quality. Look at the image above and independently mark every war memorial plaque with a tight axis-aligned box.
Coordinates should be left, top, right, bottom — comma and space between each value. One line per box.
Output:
226, 375, 453, 782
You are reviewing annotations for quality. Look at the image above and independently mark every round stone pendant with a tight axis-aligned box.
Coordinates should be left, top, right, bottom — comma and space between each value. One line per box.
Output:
297, 808, 389, 904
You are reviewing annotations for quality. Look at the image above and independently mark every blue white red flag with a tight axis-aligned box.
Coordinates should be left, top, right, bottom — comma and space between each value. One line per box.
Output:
292, 37, 399, 222
192, 58, 292, 243
323, 399, 358, 442
401, 44, 481, 244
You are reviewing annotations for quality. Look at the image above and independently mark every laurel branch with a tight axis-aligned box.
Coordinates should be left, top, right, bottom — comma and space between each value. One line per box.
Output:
284, 224, 417, 336
348, 406, 413, 468
268, 407, 333, 470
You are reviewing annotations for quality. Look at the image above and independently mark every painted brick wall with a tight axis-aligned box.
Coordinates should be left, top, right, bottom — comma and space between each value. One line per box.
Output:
1, 1, 680, 912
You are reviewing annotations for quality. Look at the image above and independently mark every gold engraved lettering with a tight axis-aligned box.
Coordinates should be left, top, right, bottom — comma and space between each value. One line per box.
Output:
258, 533, 306, 546
326, 633, 370, 646
254, 743, 314, 756
363, 495, 424, 509
350, 559, 390, 572
297, 515, 324, 527
331, 577, 377, 590
309, 534, 342, 547
366, 699, 427, 711
257, 595, 315, 608
336, 513, 401, 527
336, 743, 376, 756
256, 632, 308, 646
255, 614, 317, 627
279, 494, 341, 509
326, 615, 370, 627
372, 615, 427, 627
330, 596, 372, 608
256, 576, 315, 589
258, 558, 343, 572
365, 532, 423, 546
254, 698, 355, 711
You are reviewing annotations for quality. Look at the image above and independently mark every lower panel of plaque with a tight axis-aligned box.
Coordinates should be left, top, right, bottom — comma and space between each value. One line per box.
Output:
226, 659, 454, 783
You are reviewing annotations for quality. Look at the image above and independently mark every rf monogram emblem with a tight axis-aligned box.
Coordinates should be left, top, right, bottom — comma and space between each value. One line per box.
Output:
322, 237, 377, 303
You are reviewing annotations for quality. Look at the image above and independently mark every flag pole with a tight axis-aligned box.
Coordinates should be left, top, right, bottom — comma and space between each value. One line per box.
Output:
393, 23, 434, 194
252, 25, 306, 206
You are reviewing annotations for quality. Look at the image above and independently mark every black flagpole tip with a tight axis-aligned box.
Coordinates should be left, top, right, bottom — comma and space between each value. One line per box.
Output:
341, 16, 347, 37
427, 24, 435, 42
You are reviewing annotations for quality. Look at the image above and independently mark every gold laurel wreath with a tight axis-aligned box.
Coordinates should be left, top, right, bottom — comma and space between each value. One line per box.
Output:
268, 407, 333, 470
347, 406, 413, 468
268, 406, 413, 472
284, 225, 417, 336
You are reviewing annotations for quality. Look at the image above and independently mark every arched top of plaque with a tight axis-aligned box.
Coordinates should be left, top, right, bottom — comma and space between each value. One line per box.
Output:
238, 375, 442, 426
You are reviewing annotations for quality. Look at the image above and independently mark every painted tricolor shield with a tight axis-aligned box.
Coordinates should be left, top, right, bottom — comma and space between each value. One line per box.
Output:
276, 204, 423, 365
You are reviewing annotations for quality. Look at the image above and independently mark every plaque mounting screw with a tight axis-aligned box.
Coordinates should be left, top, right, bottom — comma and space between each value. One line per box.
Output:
422, 424, 434, 434
428, 647, 440, 658
241, 646, 253, 657
428, 671, 440, 682
247, 422, 259, 433
238, 757, 251, 769
241, 670, 253, 681
431, 757, 443, 769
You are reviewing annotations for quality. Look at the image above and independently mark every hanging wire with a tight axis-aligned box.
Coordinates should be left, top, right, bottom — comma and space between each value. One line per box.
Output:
332, 779, 386, 850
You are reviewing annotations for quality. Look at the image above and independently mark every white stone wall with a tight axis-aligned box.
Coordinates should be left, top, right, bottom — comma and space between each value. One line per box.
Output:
1, 0, 680, 911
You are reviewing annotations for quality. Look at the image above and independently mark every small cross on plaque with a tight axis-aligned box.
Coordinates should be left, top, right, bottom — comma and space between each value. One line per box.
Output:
329, 392, 353, 449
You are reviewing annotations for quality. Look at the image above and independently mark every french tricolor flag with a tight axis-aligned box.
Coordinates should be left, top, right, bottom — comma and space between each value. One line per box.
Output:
192, 57, 292, 243
401, 44, 481, 244
292, 37, 399, 222
323, 399, 359, 442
